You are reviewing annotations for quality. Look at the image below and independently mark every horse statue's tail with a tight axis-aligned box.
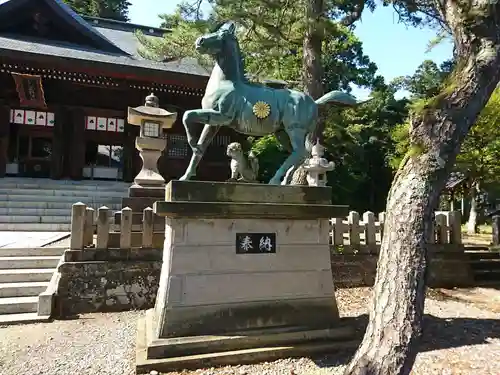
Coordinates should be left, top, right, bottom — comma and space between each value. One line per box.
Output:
314, 90, 358, 107
305, 90, 359, 152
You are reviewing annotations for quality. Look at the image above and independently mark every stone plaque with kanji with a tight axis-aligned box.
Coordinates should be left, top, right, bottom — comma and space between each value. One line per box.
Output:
235, 233, 276, 254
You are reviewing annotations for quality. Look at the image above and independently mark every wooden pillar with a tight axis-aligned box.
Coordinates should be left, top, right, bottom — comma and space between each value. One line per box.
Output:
122, 121, 137, 183
69, 108, 86, 180
51, 106, 66, 179
0, 105, 10, 178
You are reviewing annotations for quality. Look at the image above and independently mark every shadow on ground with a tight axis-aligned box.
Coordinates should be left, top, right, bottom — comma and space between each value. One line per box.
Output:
315, 313, 500, 367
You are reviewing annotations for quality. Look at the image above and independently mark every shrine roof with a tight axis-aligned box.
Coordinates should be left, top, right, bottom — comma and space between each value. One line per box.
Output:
0, 0, 210, 81
445, 172, 469, 191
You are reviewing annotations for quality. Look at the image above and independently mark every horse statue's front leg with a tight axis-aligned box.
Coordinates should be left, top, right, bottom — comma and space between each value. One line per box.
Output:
180, 109, 231, 181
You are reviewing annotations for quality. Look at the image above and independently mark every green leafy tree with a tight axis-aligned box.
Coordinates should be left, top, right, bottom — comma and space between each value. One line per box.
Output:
139, 0, 376, 93
389, 59, 454, 170
393, 59, 454, 99
457, 89, 500, 233
62, 0, 131, 21
390, 60, 500, 233
323, 80, 409, 212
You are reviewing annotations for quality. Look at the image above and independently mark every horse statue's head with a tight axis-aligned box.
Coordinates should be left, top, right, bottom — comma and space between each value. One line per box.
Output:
195, 21, 236, 56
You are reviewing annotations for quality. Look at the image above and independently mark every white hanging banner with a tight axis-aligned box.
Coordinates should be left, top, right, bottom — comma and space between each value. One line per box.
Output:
10, 109, 54, 126
86, 116, 97, 130
85, 116, 125, 132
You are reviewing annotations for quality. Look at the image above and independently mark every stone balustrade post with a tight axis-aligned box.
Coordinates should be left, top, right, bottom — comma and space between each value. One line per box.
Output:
84, 207, 95, 247
120, 207, 132, 249
96, 206, 111, 250
70, 202, 86, 250
142, 207, 154, 248
348, 211, 361, 247
363, 211, 376, 247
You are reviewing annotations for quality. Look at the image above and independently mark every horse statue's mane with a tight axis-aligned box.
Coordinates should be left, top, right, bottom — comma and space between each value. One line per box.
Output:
210, 21, 285, 88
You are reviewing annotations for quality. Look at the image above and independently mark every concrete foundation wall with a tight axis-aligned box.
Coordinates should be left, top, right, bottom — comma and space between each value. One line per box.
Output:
55, 248, 161, 317
331, 249, 474, 288
54, 246, 474, 317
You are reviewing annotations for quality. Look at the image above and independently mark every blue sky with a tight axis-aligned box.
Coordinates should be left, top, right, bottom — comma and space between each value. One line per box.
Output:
129, 0, 453, 99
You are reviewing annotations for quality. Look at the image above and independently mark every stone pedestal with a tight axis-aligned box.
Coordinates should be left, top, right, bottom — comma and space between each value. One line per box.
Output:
134, 136, 166, 188
135, 181, 356, 373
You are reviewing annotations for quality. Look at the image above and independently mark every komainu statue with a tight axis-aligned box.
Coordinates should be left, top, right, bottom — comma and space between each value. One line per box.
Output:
178, 21, 359, 185
226, 142, 259, 183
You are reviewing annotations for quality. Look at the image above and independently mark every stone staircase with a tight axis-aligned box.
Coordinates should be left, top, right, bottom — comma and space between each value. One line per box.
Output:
0, 178, 129, 231
0, 246, 64, 324
468, 249, 500, 286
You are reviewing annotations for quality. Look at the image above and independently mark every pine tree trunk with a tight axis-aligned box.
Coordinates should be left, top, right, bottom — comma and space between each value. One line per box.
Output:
343, 8, 500, 373
302, 0, 324, 142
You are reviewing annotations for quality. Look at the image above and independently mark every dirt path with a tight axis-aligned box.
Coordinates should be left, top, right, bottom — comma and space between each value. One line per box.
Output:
0, 287, 498, 375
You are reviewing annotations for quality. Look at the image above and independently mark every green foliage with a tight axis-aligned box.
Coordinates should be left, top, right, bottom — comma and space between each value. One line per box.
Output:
251, 135, 288, 183
137, 11, 214, 65
62, 0, 131, 21
140, 0, 377, 89
457, 88, 500, 195
322, 81, 409, 212
394, 59, 454, 100
391, 60, 500, 201
389, 122, 410, 169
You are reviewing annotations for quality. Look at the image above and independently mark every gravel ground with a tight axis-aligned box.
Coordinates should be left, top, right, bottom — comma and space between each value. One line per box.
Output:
0, 287, 499, 375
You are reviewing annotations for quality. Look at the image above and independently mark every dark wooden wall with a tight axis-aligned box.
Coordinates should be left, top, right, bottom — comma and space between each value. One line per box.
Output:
0, 65, 241, 182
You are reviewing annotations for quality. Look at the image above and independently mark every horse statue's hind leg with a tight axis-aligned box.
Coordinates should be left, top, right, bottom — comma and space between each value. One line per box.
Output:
269, 126, 308, 185
180, 109, 231, 181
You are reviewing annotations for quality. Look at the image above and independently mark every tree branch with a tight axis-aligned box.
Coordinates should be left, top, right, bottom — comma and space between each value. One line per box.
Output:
340, 0, 366, 27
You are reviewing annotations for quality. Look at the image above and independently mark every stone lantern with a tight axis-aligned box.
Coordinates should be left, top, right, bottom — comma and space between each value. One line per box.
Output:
127, 93, 177, 191
302, 142, 335, 187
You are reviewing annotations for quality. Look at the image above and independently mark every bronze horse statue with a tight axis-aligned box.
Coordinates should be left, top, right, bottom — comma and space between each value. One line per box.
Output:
180, 21, 358, 184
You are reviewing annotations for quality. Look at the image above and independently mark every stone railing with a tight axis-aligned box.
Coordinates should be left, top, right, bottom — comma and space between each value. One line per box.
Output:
329, 210, 470, 289
69, 202, 159, 250
330, 210, 462, 253
70, 203, 462, 252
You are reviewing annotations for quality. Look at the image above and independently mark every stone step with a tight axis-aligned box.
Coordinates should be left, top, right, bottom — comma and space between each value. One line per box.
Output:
0, 194, 124, 203
0, 281, 49, 298
0, 201, 122, 210
0, 188, 127, 198
473, 269, 500, 283
0, 223, 71, 231
0, 215, 72, 224
0, 268, 54, 283
0, 208, 76, 216
467, 251, 500, 260
0, 247, 65, 257
469, 259, 500, 271
0, 312, 50, 325
0, 178, 128, 189
0, 256, 60, 269
0, 296, 38, 315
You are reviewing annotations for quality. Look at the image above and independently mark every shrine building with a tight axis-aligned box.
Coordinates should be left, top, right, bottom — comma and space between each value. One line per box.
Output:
0, 0, 239, 183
